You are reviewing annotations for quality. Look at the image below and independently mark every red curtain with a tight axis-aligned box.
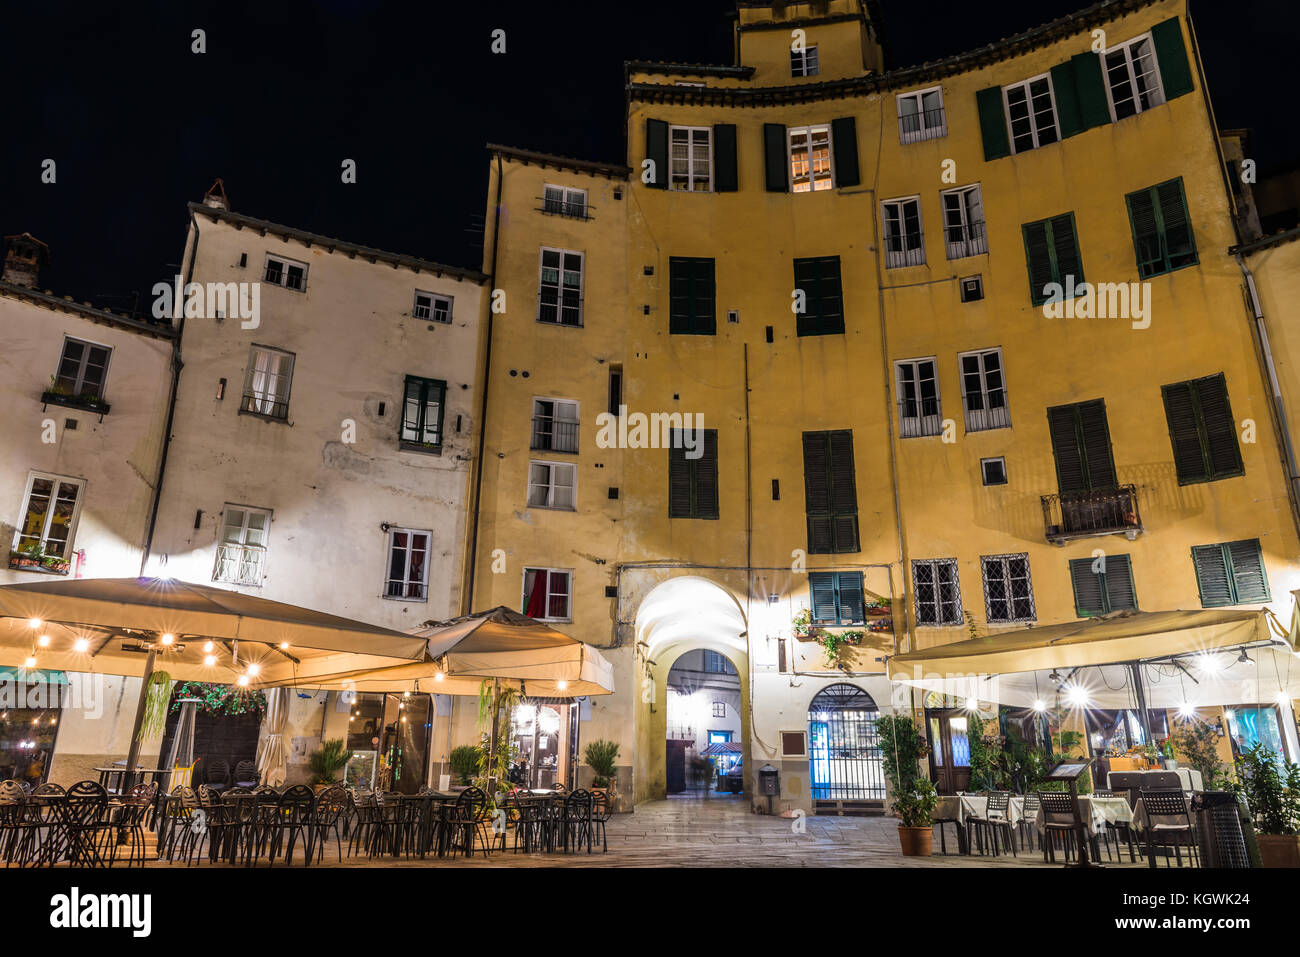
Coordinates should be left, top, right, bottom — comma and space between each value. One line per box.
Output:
524, 570, 549, 618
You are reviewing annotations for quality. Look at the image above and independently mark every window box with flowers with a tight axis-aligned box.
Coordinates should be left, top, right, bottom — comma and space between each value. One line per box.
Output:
8, 544, 71, 576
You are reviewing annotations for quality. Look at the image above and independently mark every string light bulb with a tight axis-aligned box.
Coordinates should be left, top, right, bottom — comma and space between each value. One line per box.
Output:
203, 641, 214, 653
1032, 699, 1047, 713
1277, 690, 1292, 707
236, 674, 250, 687
1066, 685, 1089, 707
203, 654, 217, 667
279, 642, 289, 650
73, 638, 89, 653
434, 671, 445, 682
27, 619, 41, 630
1177, 702, 1197, 719
246, 663, 260, 677
557, 680, 568, 691
36, 635, 51, 648
24, 656, 37, 668
160, 633, 175, 646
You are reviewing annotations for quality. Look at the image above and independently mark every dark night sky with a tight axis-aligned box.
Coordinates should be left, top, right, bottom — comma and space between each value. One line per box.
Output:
1, 0, 1295, 312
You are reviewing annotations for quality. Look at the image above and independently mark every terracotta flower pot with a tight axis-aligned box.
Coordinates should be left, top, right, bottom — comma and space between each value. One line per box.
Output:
898, 825, 933, 857
1257, 834, 1300, 868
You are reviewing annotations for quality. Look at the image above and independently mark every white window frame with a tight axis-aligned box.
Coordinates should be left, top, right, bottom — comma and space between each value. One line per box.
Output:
241, 345, 295, 420
383, 526, 432, 602
981, 456, 1008, 486
522, 566, 572, 622
957, 347, 1010, 432
263, 253, 308, 292
790, 44, 819, 77
53, 336, 112, 399
213, 504, 271, 587
527, 460, 577, 510
713, 701, 726, 718
542, 184, 589, 218
537, 246, 584, 327
1102, 33, 1167, 122
413, 290, 453, 323
1003, 73, 1060, 154
788, 125, 834, 193
895, 357, 942, 437
896, 86, 946, 143
669, 125, 713, 192
881, 196, 926, 268
912, 558, 963, 626
12, 471, 86, 561
980, 553, 1037, 624
940, 184, 987, 259
531, 397, 580, 454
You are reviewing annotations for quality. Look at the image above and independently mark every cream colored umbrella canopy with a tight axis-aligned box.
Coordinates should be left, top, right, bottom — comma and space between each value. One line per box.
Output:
0, 577, 430, 684
270, 606, 617, 697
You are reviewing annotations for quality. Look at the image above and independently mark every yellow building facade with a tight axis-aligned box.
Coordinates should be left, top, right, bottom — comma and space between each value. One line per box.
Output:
469, 0, 1300, 813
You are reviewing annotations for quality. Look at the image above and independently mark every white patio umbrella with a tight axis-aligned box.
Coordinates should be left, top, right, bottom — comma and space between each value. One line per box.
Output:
256, 686, 290, 787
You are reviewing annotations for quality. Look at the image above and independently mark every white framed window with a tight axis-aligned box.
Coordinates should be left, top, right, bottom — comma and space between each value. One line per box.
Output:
791, 44, 819, 77
941, 184, 987, 259
538, 247, 584, 327
383, 527, 431, 601
913, 558, 962, 626
882, 196, 925, 268
542, 184, 588, 218
1003, 74, 1060, 153
713, 701, 726, 718
669, 126, 712, 192
527, 461, 577, 510
789, 125, 833, 192
53, 337, 111, 399
1103, 34, 1166, 121
213, 505, 271, 586
413, 290, 453, 323
240, 345, 294, 420
263, 253, 308, 292
981, 553, 1036, 623
897, 86, 946, 143
12, 472, 85, 564
522, 567, 572, 621
531, 398, 579, 453
981, 457, 1008, 486
896, 357, 941, 437
958, 347, 1010, 432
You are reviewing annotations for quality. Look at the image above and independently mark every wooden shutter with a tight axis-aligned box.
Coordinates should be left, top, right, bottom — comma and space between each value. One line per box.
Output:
1196, 374, 1242, 477
976, 86, 1011, 160
1192, 544, 1234, 607
1048, 405, 1087, 494
713, 124, 738, 192
1102, 555, 1137, 610
1162, 381, 1209, 482
669, 258, 715, 335
1072, 52, 1111, 129
1151, 17, 1194, 99
815, 257, 844, 336
802, 431, 833, 553
1069, 559, 1106, 616
1227, 540, 1269, 602
793, 258, 818, 337
1049, 214, 1083, 287
1078, 399, 1116, 489
836, 572, 865, 623
1127, 186, 1162, 275
668, 429, 717, 518
1022, 220, 1055, 304
810, 573, 838, 622
1050, 60, 1084, 138
668, 440, 692, 517
646, 119, 668, 189
830, 116, 860, 188
827, 430, 859, 552
1048, 401, 1114, 493
695, 430, 719, 519
763, 123, 788, 192
1156, 178, 1195, 262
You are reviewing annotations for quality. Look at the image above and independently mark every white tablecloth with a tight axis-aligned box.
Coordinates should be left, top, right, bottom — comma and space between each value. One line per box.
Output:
1035, 795, 1133, 836
934, 794, 1025, 827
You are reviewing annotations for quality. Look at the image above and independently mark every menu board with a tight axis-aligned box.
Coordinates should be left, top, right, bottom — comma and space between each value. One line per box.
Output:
1044, 761, 1089, 781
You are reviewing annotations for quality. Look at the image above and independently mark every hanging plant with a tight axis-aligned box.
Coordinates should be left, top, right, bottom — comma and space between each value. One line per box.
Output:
816, 630, 864, 669
792, 608, 813, 641
170, 681, 267, 717
138, 671, 174, 741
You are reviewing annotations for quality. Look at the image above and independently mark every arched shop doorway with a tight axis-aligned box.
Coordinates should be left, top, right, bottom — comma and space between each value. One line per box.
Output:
665, 650, 744, 797
807, 683, 885, 815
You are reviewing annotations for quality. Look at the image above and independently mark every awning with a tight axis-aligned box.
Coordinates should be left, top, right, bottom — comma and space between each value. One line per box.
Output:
700, 741, 742, 756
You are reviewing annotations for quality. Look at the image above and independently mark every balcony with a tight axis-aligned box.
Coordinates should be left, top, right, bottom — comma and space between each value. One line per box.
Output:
1042, 485, 1143, 545
537, 196, 593, 221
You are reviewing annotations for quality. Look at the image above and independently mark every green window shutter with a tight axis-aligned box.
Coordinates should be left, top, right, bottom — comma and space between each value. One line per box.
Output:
1048, 400, 1114, 494
1049, 214, 1084, 288
667, 429, 718, 519
1227, 539, 1269, 602
1156, 178, 1197, 268
668, 257, 716, 335
1048, 405, 1088, 494
646, 119, 669, 189
810, 573, 838, 622
1072, 52, 1111, 129
1050, 60, 1084, 138
793, 257, 843, 337
827, 429, 860, 552
802, 431, 833, 553
1077, 399, 1117, 489
1162, 373, 1242, 483
1126, 186, 1163, 278
1128, 178, 1197, 277
1151, 17, 1195, 100
713, 124, 738, 192
1192, 545, 1234, 606
763, 123, 788, 192
1102, 555, 1137, 611
1022, 220, 1055, 305
1196, 374, 1242, 478
836, 573, 865, 623
793, 257, 818, 336
976, 86, 1011, 161
668, 440, 692, 517
695, 429, 719, 519
1161, 381, 1209, 482
1069, 559, 1107, 616
830, 116, 860, 188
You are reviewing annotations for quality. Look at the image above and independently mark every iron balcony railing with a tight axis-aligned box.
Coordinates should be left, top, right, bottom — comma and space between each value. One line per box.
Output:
963, 394, 1010, 432
898, 397, 942, 438
537, 292, 583, 327
898, 107, 947, 144
530, 416, 579, 453
944, 221, 989, 260
213, 544, 265, 586
884, 237, 926, 269
1041, 484, 1143, 544
537, 196, 593, 221
240, 392, 289, 420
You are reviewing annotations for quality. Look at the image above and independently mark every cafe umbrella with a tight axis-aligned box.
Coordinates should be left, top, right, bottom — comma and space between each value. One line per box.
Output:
0, 576, 430, 785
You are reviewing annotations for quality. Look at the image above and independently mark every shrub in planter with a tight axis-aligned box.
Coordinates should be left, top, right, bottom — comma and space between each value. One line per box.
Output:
892, 778, 938, 856
584, 739, 620, 790
1234, 742, 1300, 867
308, 738, 351, 786
449, 745, 482, 786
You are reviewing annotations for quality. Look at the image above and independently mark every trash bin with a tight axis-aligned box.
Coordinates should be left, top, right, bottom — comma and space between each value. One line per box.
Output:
1191, 791, 1251, 868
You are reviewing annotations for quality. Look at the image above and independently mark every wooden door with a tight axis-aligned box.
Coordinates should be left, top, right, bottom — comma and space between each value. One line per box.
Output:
666, 739, 688, 794
927, 710, 972, 794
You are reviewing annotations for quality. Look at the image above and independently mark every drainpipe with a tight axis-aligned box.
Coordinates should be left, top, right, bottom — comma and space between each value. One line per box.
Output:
138, 209, 197, 575
464, 153, 504, 614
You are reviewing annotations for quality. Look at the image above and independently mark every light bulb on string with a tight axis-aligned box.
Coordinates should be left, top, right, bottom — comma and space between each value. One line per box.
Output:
73, 638, 89, 653
160, 633, 175, 646
204, 641, 214, 653
204, 655, 217, 667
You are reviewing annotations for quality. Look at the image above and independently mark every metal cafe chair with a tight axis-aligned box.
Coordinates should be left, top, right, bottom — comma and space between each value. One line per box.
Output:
446, 787, 495, 859
557, 788, 594, 854
232, 760, 259, 789
966, 790, 1017, 856
589, 789, 612, 853
310, 786, 350, 863
58, 780, 116, 867
1140, 788, 1201, 868
265, 785, 316, 866
112, 783, 158, 868
1036, 790, 1082, 864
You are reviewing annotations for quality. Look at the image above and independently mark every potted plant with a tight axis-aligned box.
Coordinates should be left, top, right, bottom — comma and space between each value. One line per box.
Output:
8, 543, 71, 575
1233, 742, 1300, 867
449, 745, 481, 786
584, 738, 620, 795
893, 778, 938, 856
792, 608, 813, 641
1172, 721, 1230, 789
815, 629, 863, 670
307, 738, 351, 791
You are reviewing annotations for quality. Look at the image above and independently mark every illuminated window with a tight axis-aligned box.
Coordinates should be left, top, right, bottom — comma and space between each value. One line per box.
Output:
384, 527, 431, 601
213, 505, 270, 586
669, 126, 712, 192
788, 125, 833, 192
13, 473, 85, 565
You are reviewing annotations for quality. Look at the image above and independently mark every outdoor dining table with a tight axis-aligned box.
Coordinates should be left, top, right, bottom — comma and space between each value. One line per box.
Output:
934, 794, 1026, 827
1034, 794, 1134, 836
94, 766, 169, 795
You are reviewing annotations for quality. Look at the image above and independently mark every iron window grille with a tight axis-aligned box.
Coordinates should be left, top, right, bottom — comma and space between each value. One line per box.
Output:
213, 506, 270, 586
980, 553, 1036, 623
541, 184, 589, 218
531, 398, 580, 453
882, 197, 926, 268
959, 348, 1010, 432
913, 558, 962, 625
807, 684, 885, 801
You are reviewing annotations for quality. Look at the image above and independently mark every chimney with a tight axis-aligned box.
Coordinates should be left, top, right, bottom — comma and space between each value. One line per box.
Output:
203, 178, 230, 211
2, 233, 49, 289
